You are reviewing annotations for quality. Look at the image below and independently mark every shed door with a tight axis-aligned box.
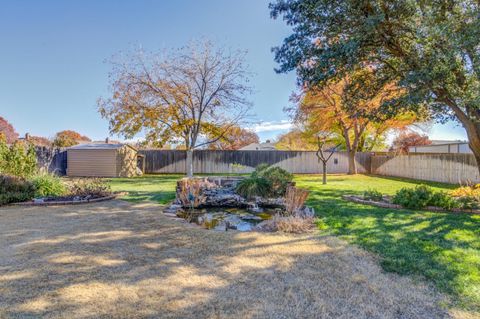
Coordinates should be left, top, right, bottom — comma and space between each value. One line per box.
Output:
67, 149, 117, 177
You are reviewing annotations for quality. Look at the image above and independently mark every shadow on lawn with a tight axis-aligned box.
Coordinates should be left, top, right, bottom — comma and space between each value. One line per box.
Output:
307, 188, 480, 311
0, 201, 454, 319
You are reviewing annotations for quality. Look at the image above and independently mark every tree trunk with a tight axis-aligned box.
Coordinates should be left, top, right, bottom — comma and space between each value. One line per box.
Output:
462, 122, 480, 175
347, 150, 357, 175
186, 149, 194, 177
322, 162, 327, 184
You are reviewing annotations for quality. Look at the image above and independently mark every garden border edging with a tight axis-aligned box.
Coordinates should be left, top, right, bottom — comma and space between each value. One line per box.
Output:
11, 194, 118, 207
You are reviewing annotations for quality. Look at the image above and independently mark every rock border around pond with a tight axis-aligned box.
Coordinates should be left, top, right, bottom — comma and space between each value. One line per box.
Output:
342, 194, 480, 215
11, 194, 118, 206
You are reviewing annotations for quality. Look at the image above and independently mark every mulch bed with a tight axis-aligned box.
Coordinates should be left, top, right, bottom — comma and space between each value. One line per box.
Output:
342, 194, 480, 215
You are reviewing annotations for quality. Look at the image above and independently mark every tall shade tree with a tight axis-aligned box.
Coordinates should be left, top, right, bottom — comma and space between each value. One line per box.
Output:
275, 129, 317, 150
270, 0, 480, 173
291, 68, 415, 174
0, 116, 18, 144
99, 41, 252, 176
208, 125, 259, 150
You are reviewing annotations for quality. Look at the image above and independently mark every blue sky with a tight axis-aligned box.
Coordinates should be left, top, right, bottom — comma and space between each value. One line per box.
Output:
0, 0, 468, 143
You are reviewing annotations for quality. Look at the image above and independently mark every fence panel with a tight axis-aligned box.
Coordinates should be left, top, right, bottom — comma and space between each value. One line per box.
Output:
35, 147, 67, 175
371, 153, 479, 184
139, 150, 371, 174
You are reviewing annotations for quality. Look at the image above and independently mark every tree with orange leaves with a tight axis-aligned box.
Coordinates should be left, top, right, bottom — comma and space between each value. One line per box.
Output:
208, 125, 259, 150
52, 130, 91, 147
290, 67, 420, 174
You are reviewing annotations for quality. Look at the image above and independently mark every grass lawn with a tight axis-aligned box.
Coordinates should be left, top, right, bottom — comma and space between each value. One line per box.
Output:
1, 201, 449, 318
108, 174, 182, 204
295, 174, 480, 313
108, 173, 480, 314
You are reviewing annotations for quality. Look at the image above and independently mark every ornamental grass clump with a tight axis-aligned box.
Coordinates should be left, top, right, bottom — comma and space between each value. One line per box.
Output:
235, 176, 270, 199
256, 165, 293, 197
284, 185, 309, 215
176, 178, 207, 207
236, 164, 293, 199
258, 185, 314, 234
31, 173, 66, 198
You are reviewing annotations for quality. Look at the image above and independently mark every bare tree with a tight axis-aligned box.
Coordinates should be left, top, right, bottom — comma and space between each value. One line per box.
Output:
98, 41, 252, 176
315, 132, 339, 185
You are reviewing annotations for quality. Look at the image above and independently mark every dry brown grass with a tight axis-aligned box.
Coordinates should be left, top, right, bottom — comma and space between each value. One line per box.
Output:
0, 200, 468, 318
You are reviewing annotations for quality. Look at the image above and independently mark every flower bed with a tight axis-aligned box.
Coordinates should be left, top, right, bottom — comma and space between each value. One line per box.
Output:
342, 194, 480, 215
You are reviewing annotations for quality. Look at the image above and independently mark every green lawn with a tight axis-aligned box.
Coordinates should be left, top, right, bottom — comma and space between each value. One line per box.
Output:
108, 174, 181, 204
295, 174, 480, 312
108, 174, 480, 312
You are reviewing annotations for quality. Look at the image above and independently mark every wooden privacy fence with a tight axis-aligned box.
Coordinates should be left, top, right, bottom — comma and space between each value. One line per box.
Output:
45, 147, 480, 184
35, 147, 67, 175
139, 150, 371, 174
371, 153, 480, 184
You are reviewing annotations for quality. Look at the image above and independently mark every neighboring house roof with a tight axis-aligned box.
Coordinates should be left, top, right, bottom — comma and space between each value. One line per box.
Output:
429, 140, 467, 145
68, 143, 137, 151
239, 142, 277, 151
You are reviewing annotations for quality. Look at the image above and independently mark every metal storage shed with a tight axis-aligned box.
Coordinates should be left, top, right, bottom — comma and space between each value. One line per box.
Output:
67, 143, 140, 177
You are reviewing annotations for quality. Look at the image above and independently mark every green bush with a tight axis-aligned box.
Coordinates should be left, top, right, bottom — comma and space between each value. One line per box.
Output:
429, 191, 459, 210
235, 176, 271, 199
392, 185, 460, 210
392, 185, 434, 209
253, 164, 293, 197
363, 189, 383, 201
0, 140, 37, 178
456, 195, 480, 210
68, 178, 112, 197
0, 174, 35, 205
31, 173, 66, 198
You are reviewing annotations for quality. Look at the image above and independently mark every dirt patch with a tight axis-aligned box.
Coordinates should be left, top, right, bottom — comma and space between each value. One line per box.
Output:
0, 200, 465, 318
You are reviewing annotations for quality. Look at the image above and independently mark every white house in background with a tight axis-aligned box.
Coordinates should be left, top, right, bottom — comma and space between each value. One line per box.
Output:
240, 140, 277, 151
408, 140, 472, 154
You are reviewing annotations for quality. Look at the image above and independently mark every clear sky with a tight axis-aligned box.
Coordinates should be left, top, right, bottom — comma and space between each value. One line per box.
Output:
0, 0, 468, 143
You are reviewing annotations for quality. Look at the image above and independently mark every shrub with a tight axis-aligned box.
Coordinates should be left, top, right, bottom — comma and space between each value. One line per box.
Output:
0, 140, 37, 178
258, 166, 293, 197
428, 191, 459, 210
448, 186, 480, 210
31, 173, 66, 197
68, 178, 112, 197
456, 195, 480, 210
256, 215, 314, 233
0, 174, 35, 205
363, 189, 383, 201
450, 186, 480, 198
392, 185, 434, 209
251, 164, 293, 197
235, 176, 271, 199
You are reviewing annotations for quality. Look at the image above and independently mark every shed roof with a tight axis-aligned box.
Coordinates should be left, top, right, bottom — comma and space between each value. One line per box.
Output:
68, 143, 137, 151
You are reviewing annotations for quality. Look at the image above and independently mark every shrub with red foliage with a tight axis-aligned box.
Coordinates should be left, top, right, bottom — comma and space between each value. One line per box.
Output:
0, 116, 18, 144
390, 131, 431, 154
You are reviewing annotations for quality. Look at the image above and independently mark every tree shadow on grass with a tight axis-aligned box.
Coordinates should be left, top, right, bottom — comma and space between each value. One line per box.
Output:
0, 201, 456, 318
307, 191, 480, 312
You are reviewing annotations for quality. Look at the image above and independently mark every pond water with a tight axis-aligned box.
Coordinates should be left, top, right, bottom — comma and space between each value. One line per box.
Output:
177, 207, 278, 231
